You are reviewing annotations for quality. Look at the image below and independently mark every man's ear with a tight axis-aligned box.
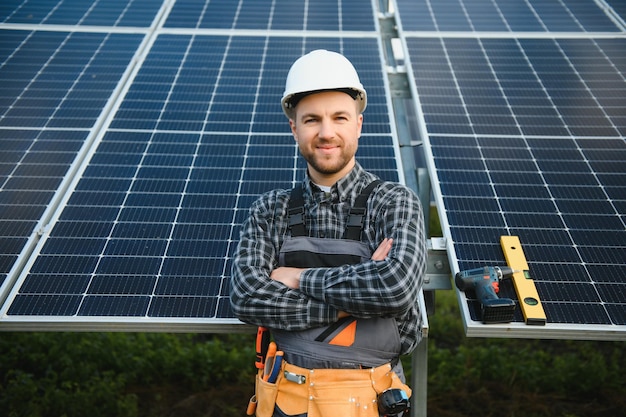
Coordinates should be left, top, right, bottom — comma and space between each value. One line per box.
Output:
356, 114, 363, 138
289, 119, 297, 141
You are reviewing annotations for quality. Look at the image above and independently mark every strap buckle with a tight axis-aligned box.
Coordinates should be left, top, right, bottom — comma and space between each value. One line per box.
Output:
283, 370, 306, 384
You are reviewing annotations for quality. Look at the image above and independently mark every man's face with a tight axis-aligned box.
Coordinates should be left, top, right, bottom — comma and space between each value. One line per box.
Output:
290, 91, 363, 186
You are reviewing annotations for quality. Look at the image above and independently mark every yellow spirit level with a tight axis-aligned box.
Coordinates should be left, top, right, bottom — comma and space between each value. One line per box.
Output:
500, 235, 547, 326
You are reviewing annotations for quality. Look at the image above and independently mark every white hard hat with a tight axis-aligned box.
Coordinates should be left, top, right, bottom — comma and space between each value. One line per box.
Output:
281, 49, 367, 119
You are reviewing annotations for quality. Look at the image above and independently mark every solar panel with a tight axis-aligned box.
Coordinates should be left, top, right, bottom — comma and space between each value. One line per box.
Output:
1, 0, 624, 343
165, 0, 376, 31
0, 0, 160, 26
0, 1, 401, 331
605, 0, 626, 24
0, 29, 143, 291
399, 0, 626, 339
395, 0, 623, 32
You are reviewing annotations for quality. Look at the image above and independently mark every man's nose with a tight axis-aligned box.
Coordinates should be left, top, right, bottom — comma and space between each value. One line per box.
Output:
318, 118, 334, 139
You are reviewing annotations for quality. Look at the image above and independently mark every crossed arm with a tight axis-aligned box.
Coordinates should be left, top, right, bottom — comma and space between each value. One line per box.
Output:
230, 185, 425, 331
269, 238, 393, 320
270, 238, 393, 289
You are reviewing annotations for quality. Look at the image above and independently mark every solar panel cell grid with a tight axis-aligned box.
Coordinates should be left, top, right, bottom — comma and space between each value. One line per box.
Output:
0, 0, 624, 339
409, 37, 626, 138
0, 0, 159, 26
0, 29, 142, 284
165, 0, 375, 31
396, 0, 623, 32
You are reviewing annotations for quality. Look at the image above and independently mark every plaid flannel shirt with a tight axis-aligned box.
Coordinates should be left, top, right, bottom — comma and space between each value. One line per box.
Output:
230, 163, 427, 354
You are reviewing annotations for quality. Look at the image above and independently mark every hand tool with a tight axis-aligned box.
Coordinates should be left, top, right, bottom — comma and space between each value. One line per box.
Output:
245, 395, 256, 416
377, 388, 410, 417
255, 326, 270, 369
283, 370, 306, 384
263, 342, 277, 381
500, 235, 546, 325
267, 351, 283, 383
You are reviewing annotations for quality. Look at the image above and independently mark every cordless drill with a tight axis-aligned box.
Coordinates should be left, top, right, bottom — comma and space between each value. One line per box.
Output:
455, 266, 517, 324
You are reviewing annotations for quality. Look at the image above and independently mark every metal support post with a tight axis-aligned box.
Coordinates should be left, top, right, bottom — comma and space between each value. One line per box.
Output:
411, 337, 428, 417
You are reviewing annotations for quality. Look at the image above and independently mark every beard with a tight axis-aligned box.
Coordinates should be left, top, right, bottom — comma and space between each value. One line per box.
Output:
305, 152, 352, 175
299, 139, 357, 178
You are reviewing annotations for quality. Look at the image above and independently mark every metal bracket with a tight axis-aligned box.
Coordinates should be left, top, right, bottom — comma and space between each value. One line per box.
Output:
424, 237, 451, 291
387, 67, 411, 98
378, 11, 398, 39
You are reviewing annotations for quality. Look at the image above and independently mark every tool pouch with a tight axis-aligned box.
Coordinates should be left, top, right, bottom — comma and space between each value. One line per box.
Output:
249, 360, 411, 417
247, 369, 279, 417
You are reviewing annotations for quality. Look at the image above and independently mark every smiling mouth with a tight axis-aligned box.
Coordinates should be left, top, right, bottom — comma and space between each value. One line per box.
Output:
317, 146, 338, 154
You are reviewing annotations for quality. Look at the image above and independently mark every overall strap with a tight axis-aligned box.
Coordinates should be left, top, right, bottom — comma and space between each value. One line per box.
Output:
343, 179, 382, 240
287, 179, 382, 240
287, 184, 306, 237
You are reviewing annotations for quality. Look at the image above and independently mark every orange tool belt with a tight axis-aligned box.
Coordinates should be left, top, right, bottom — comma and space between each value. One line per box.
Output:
247, 359, 411, 417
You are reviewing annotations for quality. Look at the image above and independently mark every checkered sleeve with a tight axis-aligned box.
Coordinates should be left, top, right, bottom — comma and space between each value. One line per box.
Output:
229, 190, 338, 330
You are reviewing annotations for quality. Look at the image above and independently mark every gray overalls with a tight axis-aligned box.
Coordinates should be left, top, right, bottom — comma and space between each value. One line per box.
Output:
272, 180, 403, 372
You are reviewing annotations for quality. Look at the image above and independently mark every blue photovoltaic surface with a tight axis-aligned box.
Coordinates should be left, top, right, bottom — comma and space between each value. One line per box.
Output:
396, 0, 623, 32
0, 0, 160, 26
0, 29, 143, 290
406, 35, 626, 331
605, 0, 626, 22
3, 31, 399, 324
165, 0, 375, 31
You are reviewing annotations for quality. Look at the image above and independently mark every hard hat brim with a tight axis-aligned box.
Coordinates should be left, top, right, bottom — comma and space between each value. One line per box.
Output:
281, 87, 367, 119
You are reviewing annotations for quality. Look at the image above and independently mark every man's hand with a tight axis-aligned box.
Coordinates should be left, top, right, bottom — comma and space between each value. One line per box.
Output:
371, 238, 393, 261
270, 267, 305, 289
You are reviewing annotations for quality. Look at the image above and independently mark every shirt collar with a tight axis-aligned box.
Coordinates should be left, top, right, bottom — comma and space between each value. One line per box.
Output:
303, 162, 376, 203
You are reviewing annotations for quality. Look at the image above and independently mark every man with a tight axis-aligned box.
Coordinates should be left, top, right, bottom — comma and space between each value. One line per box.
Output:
231, 50, 426, 417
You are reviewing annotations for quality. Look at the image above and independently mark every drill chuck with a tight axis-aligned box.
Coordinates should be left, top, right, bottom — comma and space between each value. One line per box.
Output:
493, 266, 517, 280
